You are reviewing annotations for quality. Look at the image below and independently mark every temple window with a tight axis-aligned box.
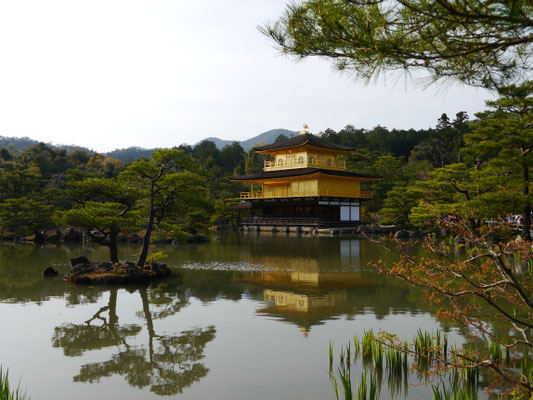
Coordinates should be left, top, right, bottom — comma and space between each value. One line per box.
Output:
277, 158, 284, 167
298, 156, 304, 165
327, 158, 332, 166
308, 156, 314, 165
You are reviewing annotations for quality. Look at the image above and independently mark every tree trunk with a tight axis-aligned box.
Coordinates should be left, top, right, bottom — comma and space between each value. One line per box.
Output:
137, 182, 156, 267
140, 288, 155, 364
109, 229, 119, 264
522, 162, 531, 241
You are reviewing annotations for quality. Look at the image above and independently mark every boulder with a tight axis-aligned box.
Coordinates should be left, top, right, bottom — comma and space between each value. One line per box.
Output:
64, 261, 170, 285
409, 230, 424, 238
127, 231, 146, 243
62, 228, 82, 242
394, 229, 409, 239
70, 256, 90, 267
44, 229, 61, 243
20, 231, 45, 243
42, 266, 58, 277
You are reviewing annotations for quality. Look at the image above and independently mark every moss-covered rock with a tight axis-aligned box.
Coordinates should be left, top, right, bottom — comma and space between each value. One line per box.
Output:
64, 258, 170, 285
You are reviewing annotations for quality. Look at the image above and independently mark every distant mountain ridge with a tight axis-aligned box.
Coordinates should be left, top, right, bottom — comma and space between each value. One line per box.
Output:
0, 128, 298, 162
0, 136, 95, 154
197, 128, 297, 150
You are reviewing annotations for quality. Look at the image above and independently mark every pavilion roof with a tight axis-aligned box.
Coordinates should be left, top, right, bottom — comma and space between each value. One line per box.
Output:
253, 133, 356, 153
231, 167, 380, 181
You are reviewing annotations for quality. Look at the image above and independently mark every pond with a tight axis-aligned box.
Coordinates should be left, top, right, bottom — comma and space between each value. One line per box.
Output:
0, 233, 469, 399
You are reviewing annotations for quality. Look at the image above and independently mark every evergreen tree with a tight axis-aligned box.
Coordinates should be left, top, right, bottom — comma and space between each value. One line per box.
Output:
261, 0, 532, 89
464, 81, 533, 239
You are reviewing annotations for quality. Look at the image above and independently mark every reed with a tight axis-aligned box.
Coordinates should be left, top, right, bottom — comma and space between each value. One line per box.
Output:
332, 375, 340, 400
346, 343, 352, 369
0, 367, 31, 400
354, 336, 361, 356
355, 370, 366, 400
372, 341, 383, 370
432, 382, 478, 400
338, 365, 353, 400
521, 351, 532, 383
487, 340, 502, 362
505, 346, 510, 365
362, 330, 375, 366
330, 340, 334, 370
368, 372, 378, 400
432, 384, 451, 400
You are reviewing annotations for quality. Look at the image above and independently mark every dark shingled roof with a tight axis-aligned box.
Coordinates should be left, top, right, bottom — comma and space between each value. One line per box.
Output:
231, 168, 380, 181
253, 133, 356, 152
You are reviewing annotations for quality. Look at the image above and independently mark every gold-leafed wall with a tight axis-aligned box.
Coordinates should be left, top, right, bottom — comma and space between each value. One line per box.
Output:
317, 177, 360, 198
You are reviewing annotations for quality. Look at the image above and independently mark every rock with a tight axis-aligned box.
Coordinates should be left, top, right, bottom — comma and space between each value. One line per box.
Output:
440, 228, 448, 237
64, 261, 170, 285
62, 228, 82, 242
20, 234, 36, 242
20, 231, 45, 243
42, 266, 58, 277
187, 234, 209, 244
44, 229, 61, 243
409, 230, 424, 238
377, 225, 396, 234
127, 230, 146, 243
394, 229, 409, 239
70, 256, 90, 267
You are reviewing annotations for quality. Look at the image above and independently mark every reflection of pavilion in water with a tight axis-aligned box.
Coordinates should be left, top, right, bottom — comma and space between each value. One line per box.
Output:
238, 237, 362, 270
235, 239, 375, 336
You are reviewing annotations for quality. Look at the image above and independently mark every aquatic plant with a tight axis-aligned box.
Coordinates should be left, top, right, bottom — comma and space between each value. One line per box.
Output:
355, 370, 366, 400
0, 367, 31, 400
330, 340, 334, 370
338, 364, 352, 400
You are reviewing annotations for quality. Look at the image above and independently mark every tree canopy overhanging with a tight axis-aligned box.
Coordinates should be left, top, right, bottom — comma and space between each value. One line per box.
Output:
260, 0, 533, 89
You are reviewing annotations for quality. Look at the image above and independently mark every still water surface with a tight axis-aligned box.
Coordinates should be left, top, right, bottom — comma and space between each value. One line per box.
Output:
0, 233, 462, 399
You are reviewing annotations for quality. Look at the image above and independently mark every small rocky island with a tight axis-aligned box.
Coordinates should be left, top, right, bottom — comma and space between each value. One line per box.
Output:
63, 256, 171, 285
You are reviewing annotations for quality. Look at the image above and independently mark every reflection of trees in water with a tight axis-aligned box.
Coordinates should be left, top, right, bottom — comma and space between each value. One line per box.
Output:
73, 326, 216, 396
52, 289, 141, 356
51, 287, 216, 396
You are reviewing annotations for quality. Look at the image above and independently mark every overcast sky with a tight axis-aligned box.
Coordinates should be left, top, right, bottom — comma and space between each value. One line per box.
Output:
0, 0, 493, 152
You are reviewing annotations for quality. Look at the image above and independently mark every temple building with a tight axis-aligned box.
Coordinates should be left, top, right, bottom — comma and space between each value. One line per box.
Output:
231, 131, 380, 228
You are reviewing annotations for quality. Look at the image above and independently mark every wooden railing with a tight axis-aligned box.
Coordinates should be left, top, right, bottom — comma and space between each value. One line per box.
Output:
240, 217, 361, 226
240, 192, 263, 199
240, 190, 373, 199
264, 159, 346, 171
242, 217, 322, 226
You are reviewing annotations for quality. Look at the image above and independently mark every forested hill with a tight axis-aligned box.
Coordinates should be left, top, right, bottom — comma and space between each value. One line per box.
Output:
0, 128, 298, 162
0, 136, 94, 154
198, 128, 297, 150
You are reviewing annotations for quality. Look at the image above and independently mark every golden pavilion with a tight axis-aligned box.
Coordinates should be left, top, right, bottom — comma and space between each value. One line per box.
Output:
231, 131, 380, 228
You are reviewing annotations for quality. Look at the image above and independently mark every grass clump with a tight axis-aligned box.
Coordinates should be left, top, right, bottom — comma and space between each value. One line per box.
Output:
0, 367, 31, 400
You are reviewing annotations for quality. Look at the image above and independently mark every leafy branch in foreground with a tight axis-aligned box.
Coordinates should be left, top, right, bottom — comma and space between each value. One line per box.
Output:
369, 216, 533, 397
261, 0, 533, 89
